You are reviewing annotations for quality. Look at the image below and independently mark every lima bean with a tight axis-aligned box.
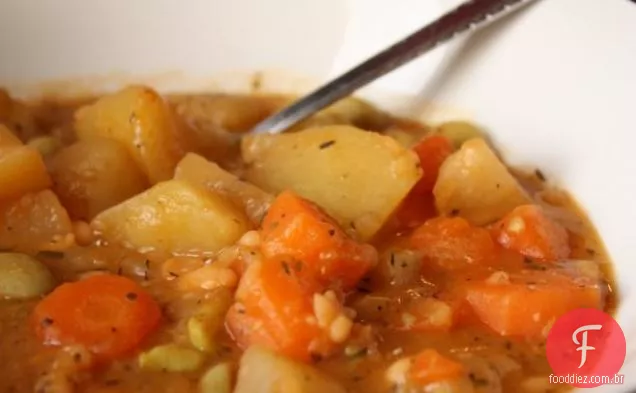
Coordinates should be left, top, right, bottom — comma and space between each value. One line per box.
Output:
0, 253, 56, 299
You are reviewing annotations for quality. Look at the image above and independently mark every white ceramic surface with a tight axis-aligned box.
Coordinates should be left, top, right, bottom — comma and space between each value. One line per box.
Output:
1, 0, 634, 391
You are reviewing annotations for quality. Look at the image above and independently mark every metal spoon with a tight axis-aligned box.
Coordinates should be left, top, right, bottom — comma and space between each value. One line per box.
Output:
251, 0, 537, 135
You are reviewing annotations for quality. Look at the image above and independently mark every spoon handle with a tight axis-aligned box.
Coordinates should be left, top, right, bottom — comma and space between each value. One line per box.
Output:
252, 0, 536, 134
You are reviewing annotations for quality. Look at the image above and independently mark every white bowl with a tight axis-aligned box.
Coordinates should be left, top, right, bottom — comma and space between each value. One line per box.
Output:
1, 0, 634, 391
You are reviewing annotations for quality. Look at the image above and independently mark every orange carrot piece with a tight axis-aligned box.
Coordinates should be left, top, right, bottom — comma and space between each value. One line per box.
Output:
226, 257, 333, 362
492, 204, 570, 262
411, 135, 454, 194
445, 295, 479, 328
393, 191, 437, 231
465, 270, 602, 339
33, 274, 162, 360
409, 349, 465, 385
225, 302, 278, 352
260, 191, 376, 290
410, 217, 498, 270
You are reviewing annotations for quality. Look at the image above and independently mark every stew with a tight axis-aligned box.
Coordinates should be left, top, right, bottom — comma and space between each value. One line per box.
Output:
0, 85, 616, 393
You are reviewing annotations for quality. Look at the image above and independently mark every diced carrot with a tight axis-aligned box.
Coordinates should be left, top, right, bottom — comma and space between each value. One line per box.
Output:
260, 191, 377, 290
225, 303, 278, 352
446, 295, 479, 328
0, 125, 22, 148
393, 191, 437, 231
492, 204, 570, 262
226, 257, 334, 362
410, 217, 498, 270
33, 274, 162, 360
411, 135, 454, 194
434, 250, 529, 328
409, 349, 465, 385
465, 269, 602, 339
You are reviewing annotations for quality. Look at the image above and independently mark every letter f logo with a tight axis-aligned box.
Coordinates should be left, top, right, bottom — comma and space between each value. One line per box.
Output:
572, 324, 603, 368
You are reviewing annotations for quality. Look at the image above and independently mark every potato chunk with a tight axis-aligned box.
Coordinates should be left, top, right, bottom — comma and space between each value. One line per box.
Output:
241, 126, 421, 240
0, 124, 22, 148
0, 89, 39, 142
234, 346, 346, 393
434, 138, 530, 225
74, 86, 189, 183
49, 137, 148, 220
435, 121, 484, 149
1, 125, 51, 202
91, 179, 250, 256
0, 190, 74, 253
169, 93, 286, 133
200, 362, 233, 393
0, 145, 51, 202
174, 153, 273, 225
290, 97, 392, 132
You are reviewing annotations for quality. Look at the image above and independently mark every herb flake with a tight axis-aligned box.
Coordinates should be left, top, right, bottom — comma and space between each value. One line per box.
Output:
125, 292, 138, 301
524, 257, 547, 271
41, 317, 54, 327
319, 140, 336, 149
535, 169, 547, 182
281, 261, 291, 275
36, 251, 65, 259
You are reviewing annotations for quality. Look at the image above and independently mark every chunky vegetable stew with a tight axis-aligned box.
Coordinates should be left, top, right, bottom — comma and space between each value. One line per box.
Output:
0, 86, 616, 393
